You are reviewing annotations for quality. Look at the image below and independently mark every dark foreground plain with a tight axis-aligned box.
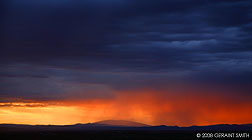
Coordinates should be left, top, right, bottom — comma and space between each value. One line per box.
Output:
0, 130, 197, 140
0, 123, 251, 140
1, 130, 252, 140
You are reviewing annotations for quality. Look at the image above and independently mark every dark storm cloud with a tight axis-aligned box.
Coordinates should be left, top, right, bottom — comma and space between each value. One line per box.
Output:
1, 0, 252, 100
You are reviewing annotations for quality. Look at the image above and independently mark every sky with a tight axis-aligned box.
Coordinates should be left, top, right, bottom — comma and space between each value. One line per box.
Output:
0, 0, 252, 126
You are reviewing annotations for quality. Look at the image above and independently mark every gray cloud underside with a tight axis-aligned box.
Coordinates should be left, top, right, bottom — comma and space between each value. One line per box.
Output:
1, 0, 252, 100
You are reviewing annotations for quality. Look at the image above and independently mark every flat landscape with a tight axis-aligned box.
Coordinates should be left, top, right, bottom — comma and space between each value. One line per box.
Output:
0, 121, 251, 140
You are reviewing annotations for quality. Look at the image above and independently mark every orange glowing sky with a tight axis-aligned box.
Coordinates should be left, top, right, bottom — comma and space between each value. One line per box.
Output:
1, 90, 252, 126
1, 0, 252, 128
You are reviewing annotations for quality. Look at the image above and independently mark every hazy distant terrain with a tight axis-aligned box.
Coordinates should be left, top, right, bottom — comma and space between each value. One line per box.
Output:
0, 120, 251, 140
1, 120, 252, 131
93, 120, 150, 127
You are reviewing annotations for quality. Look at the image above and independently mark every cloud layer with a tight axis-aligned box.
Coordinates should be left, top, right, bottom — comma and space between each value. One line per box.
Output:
0, 0, 252, 125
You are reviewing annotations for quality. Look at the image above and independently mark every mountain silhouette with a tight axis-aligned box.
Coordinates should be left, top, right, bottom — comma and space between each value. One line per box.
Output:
0, 122, 251, 131
93, 120, 150, 127
1, 123, 251, 140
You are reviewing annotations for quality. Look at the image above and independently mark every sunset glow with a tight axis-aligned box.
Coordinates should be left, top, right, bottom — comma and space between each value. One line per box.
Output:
1, 90, 252, 126
1, 0, 252, 128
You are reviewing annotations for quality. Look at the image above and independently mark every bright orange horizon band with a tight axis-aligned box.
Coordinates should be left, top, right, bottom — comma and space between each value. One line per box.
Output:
0, 90, 251, 126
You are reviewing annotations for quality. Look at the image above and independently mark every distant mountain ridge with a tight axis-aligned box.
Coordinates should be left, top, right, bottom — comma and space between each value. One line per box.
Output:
0, 120, 252, 132
93, 120, 150, 127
